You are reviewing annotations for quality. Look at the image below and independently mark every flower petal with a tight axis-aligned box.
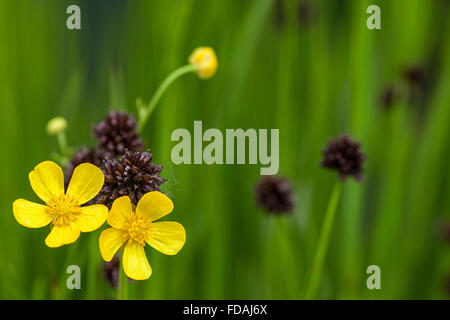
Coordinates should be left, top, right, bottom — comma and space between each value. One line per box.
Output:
99, 228, 127, 262
147, 222, 186, 255
13, 199, 53, 228
108, 196, 133, 230
66, 163, 104, 205
136, 191, 173, 222
123, 240, 152, 280
76, 204, 108, 232
45, 223, 80, 248
29, 161, 64, 202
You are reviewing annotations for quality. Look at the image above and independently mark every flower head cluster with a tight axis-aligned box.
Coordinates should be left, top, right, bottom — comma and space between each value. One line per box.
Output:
14, 46, 221, 281
97, 150, 166, 208
320, 134, 366, 181
93, 110, 144, 158
254, 176, 295, 214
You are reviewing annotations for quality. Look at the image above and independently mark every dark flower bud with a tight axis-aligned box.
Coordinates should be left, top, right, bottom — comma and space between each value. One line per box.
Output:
255, 176, 295, 214
380, 85, 398, 109
93, 111, 144, 158
320, 134, 366, 182
97, 150, 166, 208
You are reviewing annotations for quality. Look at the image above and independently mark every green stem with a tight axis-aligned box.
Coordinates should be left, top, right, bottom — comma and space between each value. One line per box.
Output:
86, 235, 98, 299
56, 131, 68, 155
56, 131, 70, 167
305, 182, 342, 300
118, 254, 129, 300
137, 64, 197, 132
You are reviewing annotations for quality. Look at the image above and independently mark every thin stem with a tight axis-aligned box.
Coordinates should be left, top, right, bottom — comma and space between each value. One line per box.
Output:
305, 182, 342, 300
56, 131, 68, 155
56, 131, 70, 167
118, 253, 129, 300
137, 64, 197, 132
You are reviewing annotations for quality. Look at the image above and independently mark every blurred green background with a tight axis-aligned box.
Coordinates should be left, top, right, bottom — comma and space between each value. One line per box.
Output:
0, 0, 449, 299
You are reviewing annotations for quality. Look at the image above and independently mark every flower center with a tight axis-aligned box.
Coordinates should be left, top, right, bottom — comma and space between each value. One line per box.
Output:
46, 194, 81, 226
125, 215, 152, 246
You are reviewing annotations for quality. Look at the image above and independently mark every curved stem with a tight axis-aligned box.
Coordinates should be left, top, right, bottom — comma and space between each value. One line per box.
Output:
305, 182, 342, 300
137, 64, 197, 132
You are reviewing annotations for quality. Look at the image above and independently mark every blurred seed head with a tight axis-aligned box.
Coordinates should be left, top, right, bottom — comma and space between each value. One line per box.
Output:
65, 147, 108, 188
274, 0, 285, 29
97, 150, 166, 208
403, 65, 425, 87
298, 0, 314, 26
93, 110, 144, 158
189, 47, 218, 80
46, 117, 67, 136
445, 273, 450, 298
436, 219, 450, 245
380, 85, 399, 110
254, 176, 295, 214
320, 134, 366, 182
403, 65, 427, 105
103, 254, 120, 289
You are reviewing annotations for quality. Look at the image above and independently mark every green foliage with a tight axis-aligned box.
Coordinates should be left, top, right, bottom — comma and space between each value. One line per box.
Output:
0, 0, 449, 299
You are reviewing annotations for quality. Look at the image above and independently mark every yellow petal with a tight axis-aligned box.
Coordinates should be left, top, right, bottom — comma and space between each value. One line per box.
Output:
123, 240, 152, 280
99, 228, 127, 262
136, 191, 173, 222
29, 161, 64, 202
76, 204, 108, 232
147, 221, 186, 255
13, 199, 53, 228
45, 223, 80, 248
66, 163, 104, 205
108, 196, 133, 230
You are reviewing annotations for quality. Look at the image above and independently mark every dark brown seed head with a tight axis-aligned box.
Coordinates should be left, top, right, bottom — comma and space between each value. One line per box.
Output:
93, 111, 144, 158
403, 65, 425, 87
255, 176, 295, 214
320, 134, 366, 182
103, 254, 120, 289
97, 150, 166, 208
65, 147, 108, 187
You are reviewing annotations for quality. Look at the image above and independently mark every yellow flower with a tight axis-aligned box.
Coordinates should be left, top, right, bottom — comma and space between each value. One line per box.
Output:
13, 161, 108, 248
46, 117, 68, 136
189, 47, 218, 79
99, 192, 185, 280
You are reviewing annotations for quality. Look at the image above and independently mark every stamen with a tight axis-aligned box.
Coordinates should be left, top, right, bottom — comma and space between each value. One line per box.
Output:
125, 214, 152, 246
46, 194, 81, 226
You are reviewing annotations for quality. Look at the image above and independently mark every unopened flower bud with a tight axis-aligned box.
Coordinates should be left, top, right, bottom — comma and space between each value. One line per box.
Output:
46, 117, 67, 136
189, 47, 218, 79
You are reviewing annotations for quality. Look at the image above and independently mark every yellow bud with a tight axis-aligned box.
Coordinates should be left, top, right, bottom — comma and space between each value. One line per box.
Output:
46, 117, 67, 136
189, 47, 218, 79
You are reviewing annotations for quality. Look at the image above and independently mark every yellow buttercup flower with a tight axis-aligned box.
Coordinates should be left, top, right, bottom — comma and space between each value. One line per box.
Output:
13, 161, 108, 248
189, 47, 218, 79
99, 192, 185, 280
